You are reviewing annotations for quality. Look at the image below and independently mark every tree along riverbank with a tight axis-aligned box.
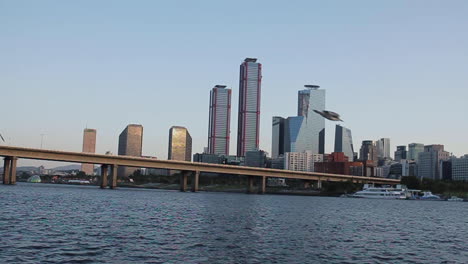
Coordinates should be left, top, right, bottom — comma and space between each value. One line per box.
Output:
401, 176, 468, 198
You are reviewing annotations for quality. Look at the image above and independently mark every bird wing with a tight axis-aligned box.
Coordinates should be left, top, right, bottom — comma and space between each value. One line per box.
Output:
0, 133, 4, 142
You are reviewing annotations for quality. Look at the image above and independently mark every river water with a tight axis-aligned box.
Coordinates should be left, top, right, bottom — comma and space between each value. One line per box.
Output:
0, 183, 467, 264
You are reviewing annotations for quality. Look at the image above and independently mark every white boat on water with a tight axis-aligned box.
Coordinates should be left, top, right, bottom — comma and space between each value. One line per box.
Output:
447, 196, 464, 202
419, 191, 441, 200
350, 184, 407, 199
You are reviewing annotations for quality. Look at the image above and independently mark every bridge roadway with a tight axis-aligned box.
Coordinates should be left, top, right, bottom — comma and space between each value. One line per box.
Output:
0, 146, 400, 193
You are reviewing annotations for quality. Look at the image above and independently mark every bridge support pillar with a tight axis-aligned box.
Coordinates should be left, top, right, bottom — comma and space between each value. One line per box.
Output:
180, 171, 188, 192
191, 171, 199, 192
259, 176, 266, 194
100, 165, 108, 189
247, 176, 255, 194
9, 157, 17, 185
317, 180, 322, 189
2, 157, 11, 185
110, 165, 118, 189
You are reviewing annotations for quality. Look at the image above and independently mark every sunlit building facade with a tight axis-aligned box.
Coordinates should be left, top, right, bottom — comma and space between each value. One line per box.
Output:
208, 85, 231, 156
168, 126, 192, 162
237, 58, 262, 157
118, 124, 143, 177
81, 128, 96, 175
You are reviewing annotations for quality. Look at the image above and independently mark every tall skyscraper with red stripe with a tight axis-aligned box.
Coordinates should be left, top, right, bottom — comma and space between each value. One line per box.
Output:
208, 85, 232, 155
237, 58, 262, 157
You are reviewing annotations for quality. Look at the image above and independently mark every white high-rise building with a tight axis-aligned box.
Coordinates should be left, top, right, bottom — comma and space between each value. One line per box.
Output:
284, 151, 323, 172
376, 138, 391, 159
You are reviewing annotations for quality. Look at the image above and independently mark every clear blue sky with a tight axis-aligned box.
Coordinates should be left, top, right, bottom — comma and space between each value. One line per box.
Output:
1, 0, 467, 168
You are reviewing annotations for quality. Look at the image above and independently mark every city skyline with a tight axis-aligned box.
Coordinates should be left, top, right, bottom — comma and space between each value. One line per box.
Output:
1, 1, 468, 167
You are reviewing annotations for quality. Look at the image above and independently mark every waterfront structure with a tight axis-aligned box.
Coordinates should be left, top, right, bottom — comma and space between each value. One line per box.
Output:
334, 125, 354, 161
394, 146, 407, 162
408, 143, 424, 162
81, 128, 96, 175
118, 124, 143, 177
376, 138, 391, 159
208, 85, 232, 156
451, 155, 468, 181
0, 145, 402, 190
271, 116, 285, 158
237, 58, 262, 157
168, 126, 192, 162
284, 151, 323, 172
359, 140, 378, 162
294, 85, 326, 154
417, 145, 450, 180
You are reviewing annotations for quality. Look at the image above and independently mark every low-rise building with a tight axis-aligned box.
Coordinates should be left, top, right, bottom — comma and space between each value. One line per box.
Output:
451, 155, 468, 181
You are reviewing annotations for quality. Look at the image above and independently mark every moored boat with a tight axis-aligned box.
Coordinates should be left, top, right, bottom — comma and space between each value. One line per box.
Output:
350, 184, 407, 199
447, 196, 464, 202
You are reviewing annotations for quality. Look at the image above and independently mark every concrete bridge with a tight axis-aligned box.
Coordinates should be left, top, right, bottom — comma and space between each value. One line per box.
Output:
0, 146, 400, 193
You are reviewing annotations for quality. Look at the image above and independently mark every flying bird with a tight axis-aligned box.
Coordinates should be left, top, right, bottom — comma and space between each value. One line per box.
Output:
313, 110, 343, 121
0, 133, 4, 142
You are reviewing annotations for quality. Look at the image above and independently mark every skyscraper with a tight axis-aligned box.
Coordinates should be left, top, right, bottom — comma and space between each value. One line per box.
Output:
237, 58, 262, 157
408, 143, 424, 162
334, 125, 354, 161
168, 126, 192, 161
118, 124, 143, 177
271, 116, 285, 159
284, 116, 304, 153
376, 138, 391, 159
394, 146, 407, 162
294, 85, 325, 154
360, 140, 378, 162
81, 128, 96, 175
208, 85, 231, 156
417, 144, 450, 180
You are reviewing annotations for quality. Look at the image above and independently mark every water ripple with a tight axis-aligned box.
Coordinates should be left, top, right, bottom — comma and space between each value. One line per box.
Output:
1, 183, 467, 264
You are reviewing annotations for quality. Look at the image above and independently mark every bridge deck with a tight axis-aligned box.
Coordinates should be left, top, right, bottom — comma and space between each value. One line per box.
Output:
0, 146, 400, 184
